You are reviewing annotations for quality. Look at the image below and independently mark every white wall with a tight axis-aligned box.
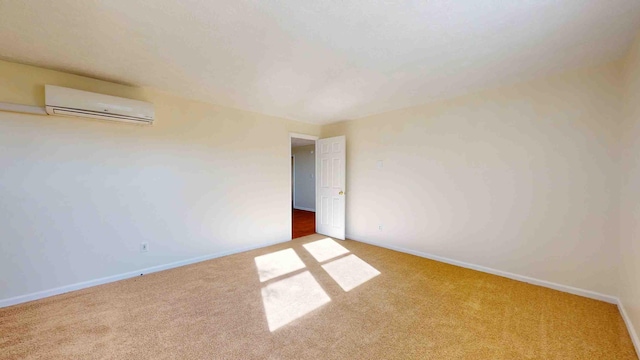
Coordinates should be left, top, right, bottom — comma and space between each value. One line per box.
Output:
0, 60, 320, 303
292, 145, 315, 211
323, 62, 623, 297
620, 31, 640, 350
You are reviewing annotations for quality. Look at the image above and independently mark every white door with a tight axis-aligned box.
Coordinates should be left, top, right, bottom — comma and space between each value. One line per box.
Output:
316, 136, 346, 240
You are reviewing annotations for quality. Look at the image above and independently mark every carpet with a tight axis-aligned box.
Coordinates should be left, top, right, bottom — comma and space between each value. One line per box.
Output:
0, 234, 636, 359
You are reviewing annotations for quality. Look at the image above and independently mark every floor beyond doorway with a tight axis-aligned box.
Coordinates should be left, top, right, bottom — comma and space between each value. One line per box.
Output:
292, 209, 315, 239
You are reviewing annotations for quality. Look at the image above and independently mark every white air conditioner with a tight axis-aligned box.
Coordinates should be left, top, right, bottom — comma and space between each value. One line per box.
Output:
45, 85, 155, 125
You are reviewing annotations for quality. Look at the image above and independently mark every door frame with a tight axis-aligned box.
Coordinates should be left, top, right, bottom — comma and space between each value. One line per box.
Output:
289, 133, 319, 240
291, 154, 296, 208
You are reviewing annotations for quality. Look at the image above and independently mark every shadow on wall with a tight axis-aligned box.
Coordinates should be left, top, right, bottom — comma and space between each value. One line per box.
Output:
254, 238, 380, 331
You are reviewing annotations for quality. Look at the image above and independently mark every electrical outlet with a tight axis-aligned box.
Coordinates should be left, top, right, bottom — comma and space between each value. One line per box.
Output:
140, 242, 149, 252
378, 225, 383, 231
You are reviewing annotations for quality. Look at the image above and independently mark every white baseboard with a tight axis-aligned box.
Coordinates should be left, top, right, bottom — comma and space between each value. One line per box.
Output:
618, 300, 640, 357
293, 206, 315, 212
0, 239, 290, 309
350, 237, 618, 304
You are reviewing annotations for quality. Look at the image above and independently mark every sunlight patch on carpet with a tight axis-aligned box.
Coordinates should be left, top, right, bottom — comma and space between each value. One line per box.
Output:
322, 254, 380, 291
254, 248, 306, 282
261, 271, 331, 331
302, 238, 350, 262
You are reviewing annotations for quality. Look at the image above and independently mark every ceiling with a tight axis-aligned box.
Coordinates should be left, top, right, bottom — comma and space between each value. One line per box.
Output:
1, 1, 639, 125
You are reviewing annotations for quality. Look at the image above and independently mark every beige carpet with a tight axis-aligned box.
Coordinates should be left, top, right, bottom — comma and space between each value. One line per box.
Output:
0, 234, 636, 359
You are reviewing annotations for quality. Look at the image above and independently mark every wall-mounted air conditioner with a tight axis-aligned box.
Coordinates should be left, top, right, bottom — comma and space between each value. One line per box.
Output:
45, 85, 155, 125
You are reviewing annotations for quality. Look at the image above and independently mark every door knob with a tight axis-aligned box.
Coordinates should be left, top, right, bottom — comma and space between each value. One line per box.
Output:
339, 191, 344, 195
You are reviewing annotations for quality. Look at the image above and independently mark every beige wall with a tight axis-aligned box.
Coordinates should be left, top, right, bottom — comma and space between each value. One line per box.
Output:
620, 31, 640, 349
323, 62, 623, 296
292, 145, 316, 211
0, 51, 637, 351
0, 60, 320, 302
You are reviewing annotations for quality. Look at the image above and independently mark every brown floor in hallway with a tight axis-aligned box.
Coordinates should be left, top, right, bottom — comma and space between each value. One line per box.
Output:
292, 208, 315, 239
0, 234, 636, 359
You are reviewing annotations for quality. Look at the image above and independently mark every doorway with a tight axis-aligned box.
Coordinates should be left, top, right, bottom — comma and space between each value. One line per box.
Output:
290, 133, 318, 239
